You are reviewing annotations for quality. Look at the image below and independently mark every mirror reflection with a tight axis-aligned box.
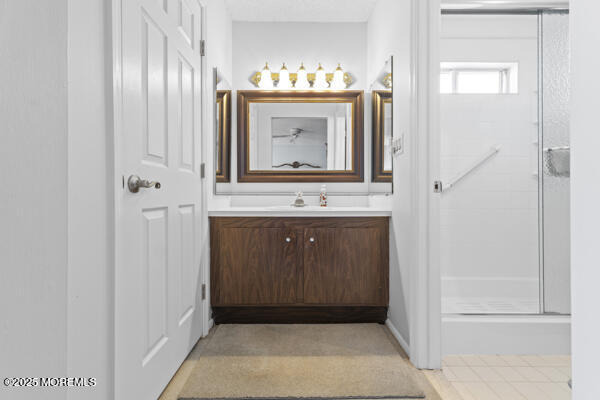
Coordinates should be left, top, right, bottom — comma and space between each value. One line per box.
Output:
216, 90, 231, 182
371, 56, 393, 183
248, 103, 353, 171
383, 100, 392, 171
214, 69, 231, 183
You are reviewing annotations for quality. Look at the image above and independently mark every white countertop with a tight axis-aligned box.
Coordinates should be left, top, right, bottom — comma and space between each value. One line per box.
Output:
208, 205, 392, 217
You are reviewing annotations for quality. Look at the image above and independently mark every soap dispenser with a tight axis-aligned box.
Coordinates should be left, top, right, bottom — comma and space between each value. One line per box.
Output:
319, 185, 327, 207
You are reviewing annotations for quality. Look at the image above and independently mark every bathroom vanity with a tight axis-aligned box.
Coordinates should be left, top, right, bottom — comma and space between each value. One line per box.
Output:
210, 211, 390, 324
210, 61, 395, 324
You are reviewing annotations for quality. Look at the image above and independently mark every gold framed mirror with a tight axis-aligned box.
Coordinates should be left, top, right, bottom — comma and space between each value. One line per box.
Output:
237, 90, 364, 182
216, 90, 231, 182
372, 90, 392, 182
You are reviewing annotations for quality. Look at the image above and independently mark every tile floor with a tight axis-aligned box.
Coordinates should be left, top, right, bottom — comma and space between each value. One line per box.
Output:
424, 354, 572, 400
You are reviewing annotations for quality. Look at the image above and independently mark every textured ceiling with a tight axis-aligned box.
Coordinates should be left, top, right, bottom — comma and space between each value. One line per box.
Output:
225, 0, 378, 22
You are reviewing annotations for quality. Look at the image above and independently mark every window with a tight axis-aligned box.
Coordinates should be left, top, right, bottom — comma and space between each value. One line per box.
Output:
440, 62, 518, 94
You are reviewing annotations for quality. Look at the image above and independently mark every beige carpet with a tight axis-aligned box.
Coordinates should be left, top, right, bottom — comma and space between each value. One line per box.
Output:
178, 324, 426, 400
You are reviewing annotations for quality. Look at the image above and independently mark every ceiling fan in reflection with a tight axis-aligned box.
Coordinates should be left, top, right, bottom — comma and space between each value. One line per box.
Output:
272, 127, 315, 143
272, 161, 322, 169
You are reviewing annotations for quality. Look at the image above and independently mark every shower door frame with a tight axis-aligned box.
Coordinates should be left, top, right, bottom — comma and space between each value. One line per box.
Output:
537, 11, 546, 314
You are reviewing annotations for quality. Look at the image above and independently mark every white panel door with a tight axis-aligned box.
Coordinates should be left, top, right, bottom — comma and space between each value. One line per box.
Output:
116, 0, 203, 398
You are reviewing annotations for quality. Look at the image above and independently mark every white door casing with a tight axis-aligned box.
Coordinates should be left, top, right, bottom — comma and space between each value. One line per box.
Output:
115, 0, 204, 398
408, 0, 441, 369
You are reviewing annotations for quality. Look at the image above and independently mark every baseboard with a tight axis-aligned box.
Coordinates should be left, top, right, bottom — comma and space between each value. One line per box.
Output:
212, 306, 388, 324
385, 319, 410, 357
208, 318, 214, 331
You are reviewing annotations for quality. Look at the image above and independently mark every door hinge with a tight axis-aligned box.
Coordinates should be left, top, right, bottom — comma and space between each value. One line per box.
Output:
200, 40, 206, 56
201, 284, 206, 300
200, 162, 206, 178
433, 180, 443, 193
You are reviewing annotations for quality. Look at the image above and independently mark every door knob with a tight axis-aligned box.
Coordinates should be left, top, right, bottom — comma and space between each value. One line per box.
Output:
285, 237, 292, 243
127, 175, 161, 193
309, 237, 315, 243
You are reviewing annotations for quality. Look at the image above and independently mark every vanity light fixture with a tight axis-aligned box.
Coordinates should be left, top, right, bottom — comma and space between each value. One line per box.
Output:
295, 62, 310, 89
331, 63, 346, 90
251, 62, 353, 89
278, 63, 292, 89
313, 63, 329, 89
258, 62, 273, 89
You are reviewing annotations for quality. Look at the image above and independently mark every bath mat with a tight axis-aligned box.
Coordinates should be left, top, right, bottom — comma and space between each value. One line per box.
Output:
178, 324, 425, 400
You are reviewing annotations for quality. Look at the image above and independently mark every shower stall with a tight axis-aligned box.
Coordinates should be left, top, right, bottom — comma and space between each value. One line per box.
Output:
439, 10, 570, 354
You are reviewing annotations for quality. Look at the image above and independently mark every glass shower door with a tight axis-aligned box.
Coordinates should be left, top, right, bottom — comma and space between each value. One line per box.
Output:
439, 12, 571, 316
540, 11, 571, 314
439, 14, 541, 314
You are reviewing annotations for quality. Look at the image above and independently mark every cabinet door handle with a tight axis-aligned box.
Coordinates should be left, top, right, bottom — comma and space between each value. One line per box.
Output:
285, 237, 292, 243
309, 237, 315, 243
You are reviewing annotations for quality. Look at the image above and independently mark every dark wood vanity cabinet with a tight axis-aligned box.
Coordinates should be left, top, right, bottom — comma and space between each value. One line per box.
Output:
216, 226, 299, 305
210, 217, 389, 323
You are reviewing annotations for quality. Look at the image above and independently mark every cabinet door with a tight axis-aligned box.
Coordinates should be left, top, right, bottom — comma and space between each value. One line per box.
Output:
303, 226, 386, 305
217, 227, 298, 304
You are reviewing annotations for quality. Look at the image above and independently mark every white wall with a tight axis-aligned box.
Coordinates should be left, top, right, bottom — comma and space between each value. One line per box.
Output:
232, 22, 367, 91
206, 0, 233, 87
215, 21, 392, 197
0, 1, 68, 399
570, 0, 600, 398
66, 0, 114, 399
439, 15, 540, 313
205, 0, 233, 203
367, 0, 412, 349
0, 1, 114, 399
203, 0, 234, 317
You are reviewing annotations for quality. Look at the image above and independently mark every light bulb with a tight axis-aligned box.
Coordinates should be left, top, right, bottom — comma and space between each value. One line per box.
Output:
278, 63, 291, 89
313, 63, 328, 89
258, 62, 273, 89
331, 63, 346, 90
295, 62, 310, 89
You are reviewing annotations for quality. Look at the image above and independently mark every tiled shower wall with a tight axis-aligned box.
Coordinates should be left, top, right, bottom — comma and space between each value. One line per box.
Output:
440, 15, 540, 313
